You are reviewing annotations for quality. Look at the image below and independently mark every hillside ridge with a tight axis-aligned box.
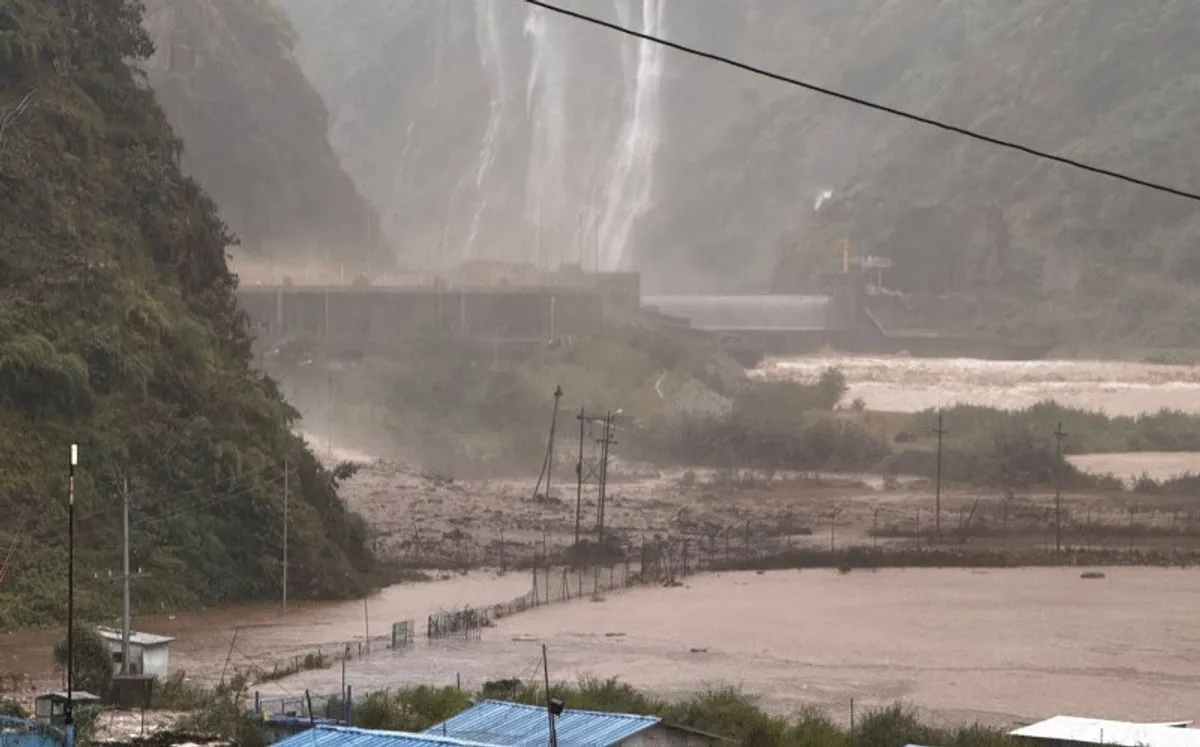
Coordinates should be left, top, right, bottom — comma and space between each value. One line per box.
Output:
0, 0, 374, 627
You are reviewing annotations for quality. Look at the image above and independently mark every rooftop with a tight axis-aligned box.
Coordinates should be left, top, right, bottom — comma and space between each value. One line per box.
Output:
273, 725, 500, 747
424, 700, 664, 746
1010, 716, 1200, 747
95, 627, 175, 647
36, 691, 102, 702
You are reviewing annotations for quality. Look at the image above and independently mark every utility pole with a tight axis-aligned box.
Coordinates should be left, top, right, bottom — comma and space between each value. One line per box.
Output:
932, 411, 947, 539
282, 459, 289, 614
1054, 421, 1068, 552
546, 386, 562, 502
542, 644, 558, 747
531, 386, 563, 502
66, 444, 77, 747
112, 480, 150, 675
597, 412, 615, 549
574, 407, 585, 556
327, 369, 333, 458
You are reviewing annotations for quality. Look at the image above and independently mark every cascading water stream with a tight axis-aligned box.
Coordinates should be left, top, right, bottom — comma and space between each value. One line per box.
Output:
465, 0, 509, 255
595, 0, 666, 272
523, 6, 569, 270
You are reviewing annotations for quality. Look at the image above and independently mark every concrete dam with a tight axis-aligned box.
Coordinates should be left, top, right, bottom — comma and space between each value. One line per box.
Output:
235, 278, 1049, 361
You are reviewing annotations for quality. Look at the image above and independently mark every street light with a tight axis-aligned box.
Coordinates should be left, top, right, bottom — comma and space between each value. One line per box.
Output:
66, 444, 78, 747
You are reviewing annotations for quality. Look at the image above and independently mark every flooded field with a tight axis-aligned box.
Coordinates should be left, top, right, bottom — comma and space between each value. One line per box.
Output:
758, 356, 1200, 415
9, 355, 1200, 721
276, 568, 1200, 727
0, 573, 533, 689
1069, 452, 1200, 484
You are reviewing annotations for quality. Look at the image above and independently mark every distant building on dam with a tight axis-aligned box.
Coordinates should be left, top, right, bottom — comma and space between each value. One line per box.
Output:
234, 270, 640, 354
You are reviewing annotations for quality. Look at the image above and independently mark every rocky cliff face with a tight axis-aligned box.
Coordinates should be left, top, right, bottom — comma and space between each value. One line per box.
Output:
140, 0, 387, 268
272, 0, 1200, 304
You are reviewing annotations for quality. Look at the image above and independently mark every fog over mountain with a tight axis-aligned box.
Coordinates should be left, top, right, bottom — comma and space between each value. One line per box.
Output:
140, 0, 387, 267
272, 0, 1200, 299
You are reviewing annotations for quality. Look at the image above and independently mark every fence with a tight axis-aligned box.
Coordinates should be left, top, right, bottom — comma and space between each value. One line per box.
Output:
664, 498, 1200, 570
254, 618, 416, 683
420, 543, 701, 644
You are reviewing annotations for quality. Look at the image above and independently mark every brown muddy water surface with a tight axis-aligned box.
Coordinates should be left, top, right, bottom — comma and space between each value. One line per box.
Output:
0, 573, 531, 689
9, 356, 1200, 721
759, 356, 1200, 415
274, 567, 1200, 727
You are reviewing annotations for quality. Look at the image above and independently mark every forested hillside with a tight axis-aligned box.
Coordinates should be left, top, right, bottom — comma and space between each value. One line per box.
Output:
140, 0, 388, 269
275, 0, 1200, 347
0, 0, 375, 627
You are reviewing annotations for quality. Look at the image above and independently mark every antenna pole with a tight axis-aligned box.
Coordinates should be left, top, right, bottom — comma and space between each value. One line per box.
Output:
282, 459, 289, 614
66, 444, 78, 747
574, 407, 585, 557
122, 479, 130, 675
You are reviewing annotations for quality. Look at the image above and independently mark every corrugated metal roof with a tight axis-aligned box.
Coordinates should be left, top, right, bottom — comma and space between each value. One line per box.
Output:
424, 700, 661, 746
273, 725, 501, 747
95, 626, 175, 647
1010, 716, 1200, 747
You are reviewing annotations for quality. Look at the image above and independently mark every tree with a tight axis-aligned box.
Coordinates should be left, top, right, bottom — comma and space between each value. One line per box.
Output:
53, 628, 113, 698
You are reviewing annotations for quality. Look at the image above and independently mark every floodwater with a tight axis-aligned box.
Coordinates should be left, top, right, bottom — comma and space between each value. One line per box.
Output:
0, 573, 532, 686
275, 568, 1200, 727
758, 356, 1200, 415
1069, 452, 1200, 484
10, 355, 1200, 722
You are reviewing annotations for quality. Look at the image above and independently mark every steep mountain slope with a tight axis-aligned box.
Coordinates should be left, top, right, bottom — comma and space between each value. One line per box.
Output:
139, 0, 388, 269
0, 0, 374, 627
275, 0, 1200, 345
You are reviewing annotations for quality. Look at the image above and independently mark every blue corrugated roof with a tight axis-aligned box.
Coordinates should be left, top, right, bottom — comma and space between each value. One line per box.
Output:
424, 700, 661, 746
273, 724, 502, 747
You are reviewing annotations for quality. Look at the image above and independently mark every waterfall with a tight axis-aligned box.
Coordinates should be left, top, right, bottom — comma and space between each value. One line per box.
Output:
465, 0, 509, 255
595, 0, 666, 272
523, 6, 569, 270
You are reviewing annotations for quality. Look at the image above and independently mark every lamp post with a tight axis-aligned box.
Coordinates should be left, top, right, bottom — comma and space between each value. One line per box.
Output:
66, 444, 78, 747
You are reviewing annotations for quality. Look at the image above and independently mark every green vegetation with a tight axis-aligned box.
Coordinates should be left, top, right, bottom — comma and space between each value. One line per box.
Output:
169, 674, 270, 747
186, 677, 1017, 747
274, 326, 886, 476
0, 0, 375, 628
904, 402, 1200, 455
53, 628, 113, 697
0, 700, 24, 718
887, 402, 1200, 490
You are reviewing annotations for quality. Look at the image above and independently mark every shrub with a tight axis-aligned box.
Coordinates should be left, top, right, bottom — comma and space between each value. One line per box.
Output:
53, 628, 113, 699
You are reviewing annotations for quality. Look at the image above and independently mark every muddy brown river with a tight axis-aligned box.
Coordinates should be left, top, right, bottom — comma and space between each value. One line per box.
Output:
6, 356, 1200, 723
274, 568, 1200, 727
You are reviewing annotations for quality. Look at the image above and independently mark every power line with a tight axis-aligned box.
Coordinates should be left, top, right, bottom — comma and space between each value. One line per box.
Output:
522, 0, 1200, 204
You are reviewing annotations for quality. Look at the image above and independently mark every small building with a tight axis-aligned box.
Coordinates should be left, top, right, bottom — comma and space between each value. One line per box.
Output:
1011, 715, 1200, 747
424, 699, 721, 746
272, 725, 501, 747
94, 627, 175, 679
32, 691, 102, 727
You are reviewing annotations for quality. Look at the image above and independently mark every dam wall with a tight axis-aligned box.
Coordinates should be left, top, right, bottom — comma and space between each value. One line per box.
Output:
237, 285, 606, 353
